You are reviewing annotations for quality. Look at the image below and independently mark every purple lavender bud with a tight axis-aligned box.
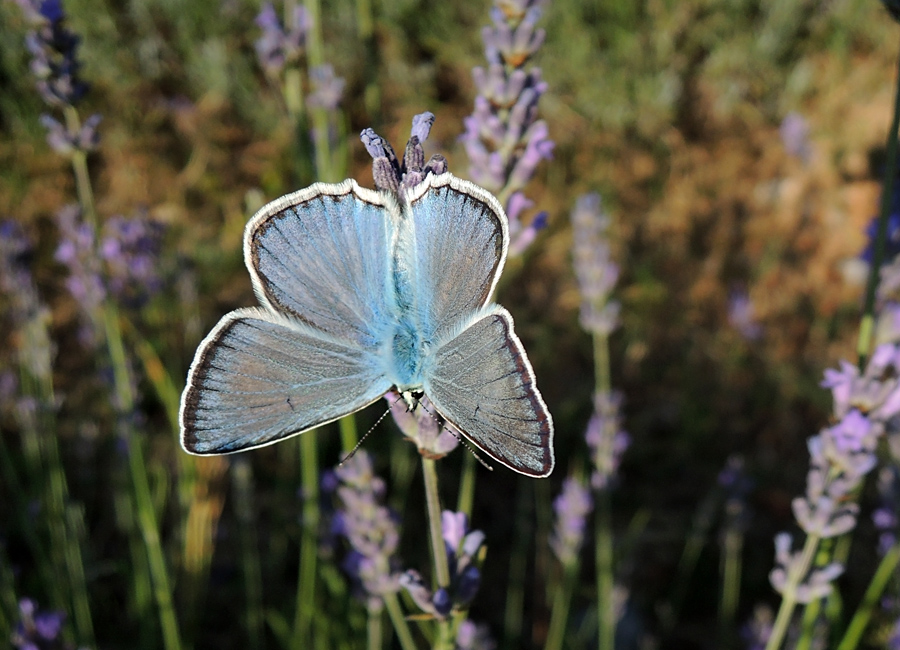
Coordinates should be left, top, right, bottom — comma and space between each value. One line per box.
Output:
780, 112, 811, 163
306, 64, 345, 110
360, 127, 402, 194
550, 476, 593, 565
456, 620, 497, 650
442, 510, 468, 552
432, 588, 452, 617
411, 111, 436, 144
11, 598, 69, 650
728, 290, 763, 340
740, 606, 773, 650
385, 390, 459, 458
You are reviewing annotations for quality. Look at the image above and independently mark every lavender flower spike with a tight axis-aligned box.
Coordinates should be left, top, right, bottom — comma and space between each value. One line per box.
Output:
306, 64, 346, 110
12, 598, 71, 650
254, 2, 311, 78
400, 510, 486, 619
462, 0, 553, 256
571, 193, 621, 337
585, 391, 630, 491
332, 451, 402, 611
550, 476, 593, 566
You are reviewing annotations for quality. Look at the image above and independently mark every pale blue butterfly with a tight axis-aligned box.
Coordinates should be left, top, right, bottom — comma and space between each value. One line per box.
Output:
179, 171, 554, 477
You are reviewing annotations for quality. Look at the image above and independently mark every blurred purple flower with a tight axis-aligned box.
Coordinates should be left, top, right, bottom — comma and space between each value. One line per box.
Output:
306, 64, 345, 110
821, 343, 900, 428
254, 2, 311, 77
740, 605, 773, 650
456, 620, 497, 650
780, 112, 810, 163
770, 531, 844, 602
11, 598, 73, 650
549, 476, 592, 566
332, 451, 401, 611
585, 391, 630, 490
572, 193, 621, 337
462, 0, 553, 256
875, 467, 900, 555
361, 112, 447, 196
99, 213, 165, 308
16, 0, 89, 107
385, 389, 459, 459
728, 290, 763, 340
39, 113, 101, 156
400, 510, 486, 619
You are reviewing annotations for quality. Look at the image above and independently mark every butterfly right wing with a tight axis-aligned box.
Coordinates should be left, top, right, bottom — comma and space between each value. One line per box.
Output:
245, 179, 397, 347
424, 306, 554, 477
180, 307, 392, 455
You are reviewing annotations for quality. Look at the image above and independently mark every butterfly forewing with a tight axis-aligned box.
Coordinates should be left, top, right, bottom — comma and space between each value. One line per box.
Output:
424, 306, 554, 477
246, 180, 397, 347
180, 307, 391, 454
402, 174, 508, 343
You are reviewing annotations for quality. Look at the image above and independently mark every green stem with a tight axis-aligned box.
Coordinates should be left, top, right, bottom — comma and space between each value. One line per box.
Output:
857, 40, 900, 367
719, 524, 743, 642
339, 414, 358, 452
836, 541, 900, 649
383, 592, 418, 650
456, 453, 477, 518
422, 457, 454, 650
596, 489, 615, 650
544, 561, 578, 650
232, 458, 264, 650
422, 457, 451, 588
292, 432, 320, 648
63, 106, 98, 229
367, 604, 382, 650
592, 331, 615, 650
764, 533, 821, 650
104, 305, 182, 650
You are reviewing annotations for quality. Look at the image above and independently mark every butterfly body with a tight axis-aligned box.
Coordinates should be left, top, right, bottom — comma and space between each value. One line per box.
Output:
180, 172, 554, 476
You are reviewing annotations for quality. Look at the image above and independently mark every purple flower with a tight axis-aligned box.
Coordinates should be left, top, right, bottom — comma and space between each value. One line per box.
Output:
821, 344, 900, 429
332, 451, 401, 611
875, 467, 900, 554
360, 112, 447, 196
254, 2, 311, 77
385, 390, 459, 459
550, 476, 593, 566
779, 112, 811, 163
16, 0, 90, 107
728, 290, 763, 340
99, 213, 165, 308
585, 391, 630, 490
456, 620, 497, 650
461, 0, 553, 257
400, 510, 486, 619
571, 193, 621, 337
11, 598, 72, 650
740, 605, 773, 650
306, 64, 345, 110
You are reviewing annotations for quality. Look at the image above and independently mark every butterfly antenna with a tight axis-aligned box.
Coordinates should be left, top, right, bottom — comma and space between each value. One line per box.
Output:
415, 399, 494, 472
338, 406, 396, 466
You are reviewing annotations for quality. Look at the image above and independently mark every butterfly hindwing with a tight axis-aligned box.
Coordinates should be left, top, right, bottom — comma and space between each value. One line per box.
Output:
424, 306, 554, 477
180, 307, 391, 454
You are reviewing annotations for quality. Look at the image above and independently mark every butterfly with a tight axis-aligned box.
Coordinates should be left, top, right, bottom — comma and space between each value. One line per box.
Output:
179, 172, 554, 477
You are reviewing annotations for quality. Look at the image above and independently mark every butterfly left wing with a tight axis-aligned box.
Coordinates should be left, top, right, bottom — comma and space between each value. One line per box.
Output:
423, 306, 554, 477
180, 307, 392, 455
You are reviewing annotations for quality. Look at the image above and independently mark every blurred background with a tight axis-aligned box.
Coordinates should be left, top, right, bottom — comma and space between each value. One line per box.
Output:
1, 0, 898, 648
